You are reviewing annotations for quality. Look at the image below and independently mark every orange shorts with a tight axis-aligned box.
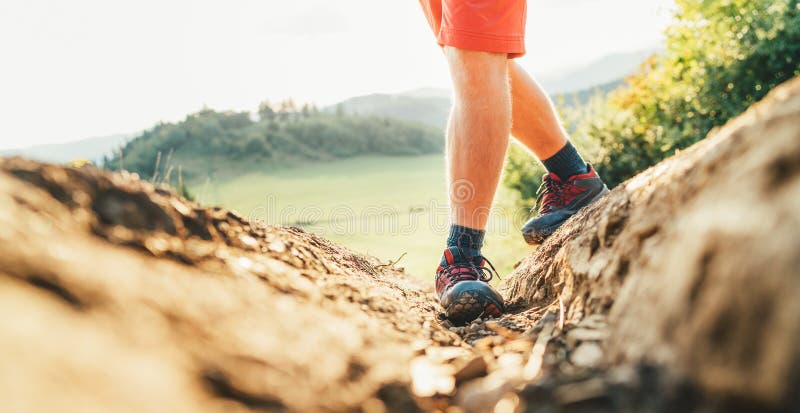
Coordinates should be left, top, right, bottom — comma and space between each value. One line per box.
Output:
419, 0, 527, 58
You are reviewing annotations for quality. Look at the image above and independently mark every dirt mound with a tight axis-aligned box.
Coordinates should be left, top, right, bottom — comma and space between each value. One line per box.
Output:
498, 76, 800, 412
0, 158, 462, 412
1, 77, 799, 413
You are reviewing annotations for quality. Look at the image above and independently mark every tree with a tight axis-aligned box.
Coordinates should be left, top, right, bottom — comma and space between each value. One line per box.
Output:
335, 103, 346, 117
300, 103, 311, 119
277, 98, 297, 122
589, 0, 800, 186
258, 100, 276, 122
505, 0, 800, 195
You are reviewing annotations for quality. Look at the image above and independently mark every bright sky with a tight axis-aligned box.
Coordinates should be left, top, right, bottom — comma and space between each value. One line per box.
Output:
0, 0, 673, 149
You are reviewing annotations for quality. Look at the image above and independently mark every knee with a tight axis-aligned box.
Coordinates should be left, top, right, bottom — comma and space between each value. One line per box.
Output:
444, 46, 508, 90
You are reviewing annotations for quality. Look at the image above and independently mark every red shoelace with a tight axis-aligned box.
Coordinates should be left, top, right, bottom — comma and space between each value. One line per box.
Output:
437, 251, 499, 284
536, 175, 569, 214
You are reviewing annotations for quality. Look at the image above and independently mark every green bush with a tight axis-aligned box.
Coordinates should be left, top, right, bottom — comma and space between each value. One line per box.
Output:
504, 0, 800, 199
503, 142, 546, 203
106, 108, 444, 183
592, 0, 800, 187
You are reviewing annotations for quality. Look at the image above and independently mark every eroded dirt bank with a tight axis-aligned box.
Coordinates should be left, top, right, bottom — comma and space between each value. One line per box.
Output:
1, 77, 799, 413
0, 157, 461, 413
498, 76, 800, 412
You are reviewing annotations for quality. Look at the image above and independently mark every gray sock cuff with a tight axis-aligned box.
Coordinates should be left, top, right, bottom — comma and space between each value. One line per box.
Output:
447, 224, 485, 251
542, 141, 587, 180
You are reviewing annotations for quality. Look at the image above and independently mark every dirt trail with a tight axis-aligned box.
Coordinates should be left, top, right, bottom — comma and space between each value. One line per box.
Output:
1, 77, 799, 413
0, 156, 465, 412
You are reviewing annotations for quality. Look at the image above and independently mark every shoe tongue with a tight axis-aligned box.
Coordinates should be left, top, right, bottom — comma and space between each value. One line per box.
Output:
442, 246, 462, 265
442, 246, 482, 266
542, 172, 561, 182
568, 164, 594, 182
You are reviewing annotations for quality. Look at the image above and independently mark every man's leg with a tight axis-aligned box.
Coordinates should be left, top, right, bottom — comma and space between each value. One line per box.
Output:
509, 61, 609, 244
419, 0, 524, 324
508, 62, 586, 179
445, 47, 510, 230
434, 46, 508, 325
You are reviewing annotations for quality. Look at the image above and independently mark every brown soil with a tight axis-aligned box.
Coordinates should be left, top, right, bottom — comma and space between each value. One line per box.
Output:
1, 77, 799, 413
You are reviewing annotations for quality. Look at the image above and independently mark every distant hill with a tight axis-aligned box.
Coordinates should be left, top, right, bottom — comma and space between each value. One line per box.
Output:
327, 49, 654, 130
2, 49, 650, 166
332, 78, 628, 131
11, 50, 648, 170
538, 49, 655, 94
328, 89, 452, 130
1, 134, 131, 164
557, 78, 627, 106
105, 108, 443, 184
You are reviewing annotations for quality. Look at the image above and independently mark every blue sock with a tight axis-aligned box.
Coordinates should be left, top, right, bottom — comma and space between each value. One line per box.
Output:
441, 224, 485, 265
542, 141, 588, 181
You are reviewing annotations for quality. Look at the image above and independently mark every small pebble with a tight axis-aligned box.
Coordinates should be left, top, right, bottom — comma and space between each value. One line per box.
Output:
571, 342, 604, 368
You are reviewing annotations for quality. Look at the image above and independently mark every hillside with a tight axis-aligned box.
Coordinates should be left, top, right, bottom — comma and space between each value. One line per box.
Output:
537, 49, 655, 94
1, 49, 652, 168
105, 109, 443, 183
329, 88, 452, 129
0, 133, 131, 164
333, 79, 627, 132
555, 78, 626, 108
327, 51, 655, 130
1, 77, 798, 412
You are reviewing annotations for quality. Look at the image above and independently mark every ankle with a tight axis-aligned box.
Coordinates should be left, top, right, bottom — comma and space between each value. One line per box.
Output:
443, 224, 486, 265
542, 141, 588, 181
447, 224, 484, 249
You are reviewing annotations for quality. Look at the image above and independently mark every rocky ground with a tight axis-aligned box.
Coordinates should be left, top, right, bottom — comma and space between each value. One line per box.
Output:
1, 77, 798, 413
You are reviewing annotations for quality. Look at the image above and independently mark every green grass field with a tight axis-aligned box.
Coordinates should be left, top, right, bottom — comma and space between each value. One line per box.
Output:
192, 155, 534, 279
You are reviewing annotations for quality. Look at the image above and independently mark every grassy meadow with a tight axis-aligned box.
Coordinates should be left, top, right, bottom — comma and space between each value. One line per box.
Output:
193, 154, 534, 279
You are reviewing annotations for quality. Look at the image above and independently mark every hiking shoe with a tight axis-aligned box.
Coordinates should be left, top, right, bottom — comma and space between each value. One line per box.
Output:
521, 164, 609, 245
435, 247, 505, 325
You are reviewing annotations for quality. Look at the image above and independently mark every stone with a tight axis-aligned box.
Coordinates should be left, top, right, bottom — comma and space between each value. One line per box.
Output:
454, 356, 488, 383
565, 328, 609, 348
410, 356, 456, 397
570, 342, 604, 368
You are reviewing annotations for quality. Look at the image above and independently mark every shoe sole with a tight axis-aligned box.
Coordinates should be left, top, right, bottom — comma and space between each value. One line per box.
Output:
522, 187, 610, 245
445, 290, 504, 326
